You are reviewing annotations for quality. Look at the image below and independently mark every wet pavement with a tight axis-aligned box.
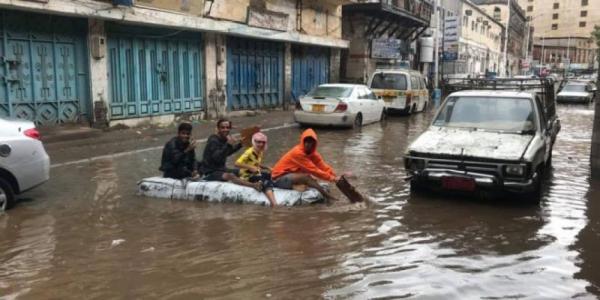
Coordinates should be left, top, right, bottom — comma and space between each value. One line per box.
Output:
1, 104, 600, 299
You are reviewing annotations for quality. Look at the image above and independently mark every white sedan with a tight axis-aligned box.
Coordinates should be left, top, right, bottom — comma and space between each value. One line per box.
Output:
294, 84, 386, 128
0, 118, 50, 212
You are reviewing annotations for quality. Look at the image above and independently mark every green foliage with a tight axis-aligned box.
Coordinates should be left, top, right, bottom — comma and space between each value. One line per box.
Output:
594, 25, 600, 47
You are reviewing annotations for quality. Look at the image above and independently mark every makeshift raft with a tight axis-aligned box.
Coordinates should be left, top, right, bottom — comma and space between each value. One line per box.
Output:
137, 177, 326, 206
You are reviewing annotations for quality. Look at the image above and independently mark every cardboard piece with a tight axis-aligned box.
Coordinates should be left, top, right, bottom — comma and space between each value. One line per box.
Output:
336, 175, 365, 203
240, 126, 261, 147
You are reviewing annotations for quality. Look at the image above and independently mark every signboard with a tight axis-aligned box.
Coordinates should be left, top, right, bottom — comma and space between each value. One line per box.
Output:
371, 38, 403, 59
442, 16, 459, 61
247, 7, 289, 32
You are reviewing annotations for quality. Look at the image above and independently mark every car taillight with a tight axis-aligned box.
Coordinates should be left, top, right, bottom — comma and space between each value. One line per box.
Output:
334, 102, 348, 112
295, 101, 303, 111
24, 128, 41, 140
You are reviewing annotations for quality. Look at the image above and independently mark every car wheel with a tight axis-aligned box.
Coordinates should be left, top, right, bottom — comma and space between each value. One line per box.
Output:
0, 177, 15, 212
353, 113, 363, 128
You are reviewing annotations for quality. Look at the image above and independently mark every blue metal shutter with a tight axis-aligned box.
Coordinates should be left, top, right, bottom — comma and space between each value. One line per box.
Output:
0, 10, 89, 125
292, 46, 330, 101
107, 26, 203, 119
227, 37, 283, 110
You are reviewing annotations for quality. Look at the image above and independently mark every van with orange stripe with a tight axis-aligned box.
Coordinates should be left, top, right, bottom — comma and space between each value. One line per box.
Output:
367, 69, 430, 114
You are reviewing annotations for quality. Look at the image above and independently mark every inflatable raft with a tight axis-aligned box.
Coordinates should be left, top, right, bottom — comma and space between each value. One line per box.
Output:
137, 177, 326, 206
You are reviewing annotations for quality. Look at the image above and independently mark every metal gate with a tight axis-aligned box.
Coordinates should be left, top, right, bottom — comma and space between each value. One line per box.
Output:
107, 26, 203, 119
292, 46, 329, 101
0, 10, 89, 125
227, 37, 283, 110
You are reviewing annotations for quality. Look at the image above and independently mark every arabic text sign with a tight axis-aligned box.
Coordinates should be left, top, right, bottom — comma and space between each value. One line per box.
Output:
371, 39, 403, 59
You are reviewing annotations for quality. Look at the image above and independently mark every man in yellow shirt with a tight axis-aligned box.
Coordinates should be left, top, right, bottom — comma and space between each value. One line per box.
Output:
235, 132, 277, 206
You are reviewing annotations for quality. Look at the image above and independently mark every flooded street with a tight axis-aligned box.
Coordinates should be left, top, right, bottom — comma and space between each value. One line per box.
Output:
2, 104, 600, 299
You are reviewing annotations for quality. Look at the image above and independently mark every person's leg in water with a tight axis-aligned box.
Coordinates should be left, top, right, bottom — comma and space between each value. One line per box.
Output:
223, 172, 262, 191
288, 173, 337, 201
250, 173, 277, 206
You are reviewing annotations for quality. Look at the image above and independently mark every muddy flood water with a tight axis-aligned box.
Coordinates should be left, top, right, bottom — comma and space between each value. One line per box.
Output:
2, 104, 600, 299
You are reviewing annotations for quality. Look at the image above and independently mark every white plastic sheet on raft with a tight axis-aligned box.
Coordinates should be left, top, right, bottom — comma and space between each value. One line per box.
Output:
137, 177, 326, 206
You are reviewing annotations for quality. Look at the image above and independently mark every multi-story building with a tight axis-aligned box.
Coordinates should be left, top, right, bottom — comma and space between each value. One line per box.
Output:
0, 0, 348, 126
340, 0, 433, 83
434, 0, 504, 76
472, 0, 528, 76
517, 0, 600, 71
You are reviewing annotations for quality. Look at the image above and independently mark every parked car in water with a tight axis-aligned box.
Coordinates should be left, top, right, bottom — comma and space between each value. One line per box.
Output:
557, 81, 596, 104
0, 118, 50, 212
405, 79, 559, 203
293, 84, 386, 128
367, 69, 430, 114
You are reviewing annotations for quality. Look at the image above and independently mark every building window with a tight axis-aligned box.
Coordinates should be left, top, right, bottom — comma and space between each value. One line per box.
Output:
553, 3, 559, 9
582, 0, 588, 6
580, 21, 586, 27
581, 11, 587, 17
493, 7, 501, 20
553, 13, 558, 19
527, 6, 533, 12
552, 23, 558, 30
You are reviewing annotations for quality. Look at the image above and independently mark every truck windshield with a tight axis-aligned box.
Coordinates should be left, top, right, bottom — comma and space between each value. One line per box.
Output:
370, 73, 407, 90
562, 84, 587, 92
433, 96, 537, 133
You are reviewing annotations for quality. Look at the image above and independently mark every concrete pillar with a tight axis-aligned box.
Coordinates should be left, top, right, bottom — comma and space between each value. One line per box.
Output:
204, 32, 227, 119
88, 19, 109, 127
330, 48, 341, 83
283, 42, 292, 109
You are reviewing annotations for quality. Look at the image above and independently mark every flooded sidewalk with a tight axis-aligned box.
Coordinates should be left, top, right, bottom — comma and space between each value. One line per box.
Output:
1, 105, 600, 299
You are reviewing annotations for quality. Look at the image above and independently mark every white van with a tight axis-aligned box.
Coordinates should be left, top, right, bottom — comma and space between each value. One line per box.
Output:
367, 69, 430, 114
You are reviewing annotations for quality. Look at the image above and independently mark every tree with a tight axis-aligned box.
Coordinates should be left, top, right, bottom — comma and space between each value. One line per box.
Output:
590, 25, 600, 178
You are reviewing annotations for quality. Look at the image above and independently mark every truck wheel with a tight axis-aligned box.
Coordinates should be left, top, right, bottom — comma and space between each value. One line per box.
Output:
409, 179, 426, 194
0, 177, 15, 212
523, 170, 542, 204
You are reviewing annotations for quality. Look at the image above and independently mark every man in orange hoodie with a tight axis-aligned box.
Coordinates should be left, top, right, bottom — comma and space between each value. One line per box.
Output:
272, 128, 338, 200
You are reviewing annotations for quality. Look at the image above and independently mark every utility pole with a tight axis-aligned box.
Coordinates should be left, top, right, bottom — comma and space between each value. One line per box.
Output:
565, 36, 571, 75
502, 0, 511, 76
433, 0, 440, 89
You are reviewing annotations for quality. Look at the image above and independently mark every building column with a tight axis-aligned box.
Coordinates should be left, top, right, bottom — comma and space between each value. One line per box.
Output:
330, 48, 341, 83
283, 42, 292, 109
204, 32, 227, 119
88, 19, 109, 127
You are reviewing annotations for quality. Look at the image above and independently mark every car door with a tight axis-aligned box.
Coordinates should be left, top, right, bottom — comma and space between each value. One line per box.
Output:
410, 75, 420, 112
535, 95, 552, 163
364, 87, 382, 122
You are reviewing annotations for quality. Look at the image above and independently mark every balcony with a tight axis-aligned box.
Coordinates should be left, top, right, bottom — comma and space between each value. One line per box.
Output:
343, 0, 432, 41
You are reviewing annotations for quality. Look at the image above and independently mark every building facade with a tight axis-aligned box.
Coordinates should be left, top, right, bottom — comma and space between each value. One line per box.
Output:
435, 0, 504, 76
516, 0, 600, 71
0, 0, 347, 126
472, 0, 528, 76
340, 0, 433, 83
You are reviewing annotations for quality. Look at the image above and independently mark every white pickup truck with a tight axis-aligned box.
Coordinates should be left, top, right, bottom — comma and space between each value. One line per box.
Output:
405, 79, 560, 203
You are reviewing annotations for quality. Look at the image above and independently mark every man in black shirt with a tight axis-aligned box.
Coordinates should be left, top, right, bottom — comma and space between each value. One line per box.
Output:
200, 119, 260, 190
160, 123, 199, 180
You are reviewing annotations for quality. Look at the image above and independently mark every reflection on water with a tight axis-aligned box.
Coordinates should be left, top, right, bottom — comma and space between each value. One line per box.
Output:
1, 105, 599, 299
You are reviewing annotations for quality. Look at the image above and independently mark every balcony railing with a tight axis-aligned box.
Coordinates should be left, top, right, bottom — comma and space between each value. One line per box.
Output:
356, 0, 433, 23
